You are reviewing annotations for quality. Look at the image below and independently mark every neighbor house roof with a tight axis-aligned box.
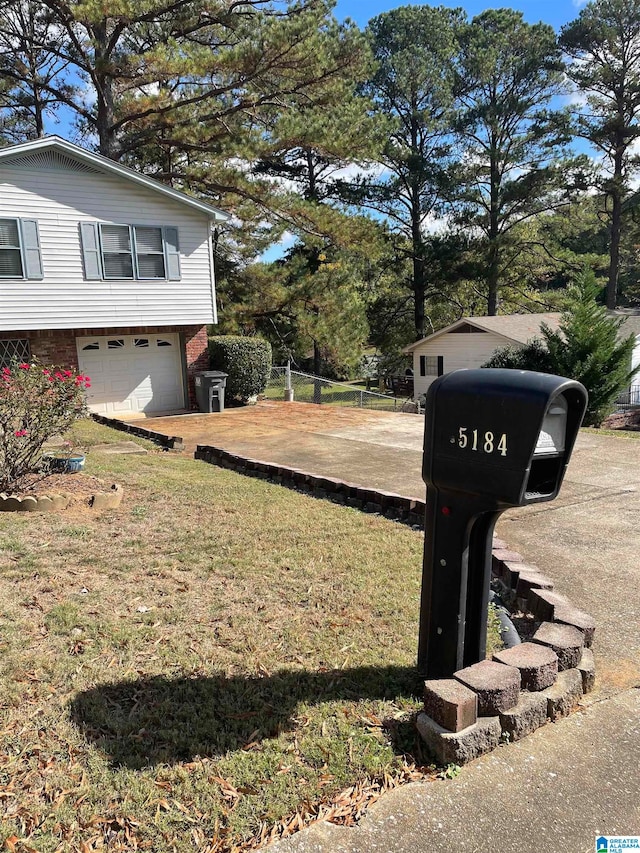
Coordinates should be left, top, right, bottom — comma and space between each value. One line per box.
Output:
0, 135, 229, 222
403, 313, 563, 352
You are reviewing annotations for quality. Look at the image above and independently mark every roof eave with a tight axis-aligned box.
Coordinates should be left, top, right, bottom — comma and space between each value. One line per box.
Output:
0, 135, 230, 223
403, 317, 520, 352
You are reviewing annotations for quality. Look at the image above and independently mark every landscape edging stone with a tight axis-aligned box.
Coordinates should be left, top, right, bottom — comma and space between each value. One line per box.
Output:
91, 413, 184, 450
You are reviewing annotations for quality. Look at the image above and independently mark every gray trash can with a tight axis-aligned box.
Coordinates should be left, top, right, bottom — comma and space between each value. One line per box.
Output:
194, 370, 228, 413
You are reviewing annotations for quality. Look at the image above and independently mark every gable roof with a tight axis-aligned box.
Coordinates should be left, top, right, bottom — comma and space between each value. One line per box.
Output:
403, 313, 562, 352
0, 135, 229, 222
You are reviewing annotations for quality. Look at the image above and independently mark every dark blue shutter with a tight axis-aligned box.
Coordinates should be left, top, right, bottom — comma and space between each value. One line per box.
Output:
79, 222, 102, 280
20, 219, 43, 280
163, 227, 181, 280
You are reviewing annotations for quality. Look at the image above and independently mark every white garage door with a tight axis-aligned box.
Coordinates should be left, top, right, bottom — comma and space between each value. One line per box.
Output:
77, 334, 185, 415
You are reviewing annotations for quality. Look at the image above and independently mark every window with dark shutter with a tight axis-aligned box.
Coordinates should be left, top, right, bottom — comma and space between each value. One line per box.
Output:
420, 356, 439, 375
0, 219, 23, 278
81, 223, 180, 281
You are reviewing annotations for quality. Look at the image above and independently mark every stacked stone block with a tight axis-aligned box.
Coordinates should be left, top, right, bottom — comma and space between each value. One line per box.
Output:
416, 539, 597, 765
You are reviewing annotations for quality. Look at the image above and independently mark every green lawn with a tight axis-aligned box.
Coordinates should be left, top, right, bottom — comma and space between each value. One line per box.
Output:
0, 420, 435, 852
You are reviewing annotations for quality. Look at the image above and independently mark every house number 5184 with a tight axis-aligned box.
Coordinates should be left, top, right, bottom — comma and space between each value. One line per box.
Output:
458, 427, 508, 456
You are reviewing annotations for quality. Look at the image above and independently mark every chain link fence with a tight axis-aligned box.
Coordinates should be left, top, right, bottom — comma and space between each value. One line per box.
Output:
266, 367, 417, 412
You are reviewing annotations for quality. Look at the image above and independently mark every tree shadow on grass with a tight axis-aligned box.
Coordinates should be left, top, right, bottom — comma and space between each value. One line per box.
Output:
70, 665, 421, 769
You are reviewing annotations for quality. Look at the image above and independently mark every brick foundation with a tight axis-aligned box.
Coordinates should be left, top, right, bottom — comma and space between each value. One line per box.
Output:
184, 325, 210, 408
1, 324, 210, 411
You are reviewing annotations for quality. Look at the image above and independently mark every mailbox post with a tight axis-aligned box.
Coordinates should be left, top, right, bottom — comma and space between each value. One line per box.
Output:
418, 369, 587, 679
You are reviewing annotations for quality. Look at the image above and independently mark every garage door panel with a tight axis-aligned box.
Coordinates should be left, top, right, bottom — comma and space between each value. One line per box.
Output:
77, 334, 185, 415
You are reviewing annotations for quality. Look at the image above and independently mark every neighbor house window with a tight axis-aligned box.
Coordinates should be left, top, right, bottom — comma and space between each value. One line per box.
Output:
79, 222, 181, 281
0, 338, 31, 366
0, 218, 43, 279
420, 356, 442, 376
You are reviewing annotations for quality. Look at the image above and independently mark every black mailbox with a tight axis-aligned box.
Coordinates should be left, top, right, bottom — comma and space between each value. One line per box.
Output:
418, 368, 587, 679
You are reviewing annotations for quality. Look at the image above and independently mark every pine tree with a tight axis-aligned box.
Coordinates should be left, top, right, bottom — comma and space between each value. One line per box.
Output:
0, 0, 72, 140
453, 9, 581, 315
560, 0, 640, 309
353, 5, 462, 341
542, 269, 638, 425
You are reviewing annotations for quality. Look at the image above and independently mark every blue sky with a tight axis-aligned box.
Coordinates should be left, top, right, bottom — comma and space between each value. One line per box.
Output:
334, 0, 586, 30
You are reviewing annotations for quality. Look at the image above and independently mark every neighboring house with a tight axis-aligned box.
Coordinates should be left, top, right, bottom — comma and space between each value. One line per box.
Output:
405, 311, 640, 401
404, 313, 562, 399
612, 311, 640, 403
0, 135, 228, 416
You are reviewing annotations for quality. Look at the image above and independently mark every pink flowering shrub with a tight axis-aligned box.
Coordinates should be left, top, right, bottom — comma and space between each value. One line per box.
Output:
0, 361, 90, 492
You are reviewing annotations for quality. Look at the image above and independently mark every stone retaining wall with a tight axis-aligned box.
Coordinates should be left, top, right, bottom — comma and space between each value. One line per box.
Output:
418, 543, 597, 765
91, 414, 184, 451
194, 444, 426, 526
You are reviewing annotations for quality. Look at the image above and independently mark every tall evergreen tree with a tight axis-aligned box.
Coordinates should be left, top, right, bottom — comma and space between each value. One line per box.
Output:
354, 4, 463, 341
0, 0, 72, 140
560, 0, 640, 309
239, 21, 380, 375
0, 0, 384, 260
453, 9, 579, 315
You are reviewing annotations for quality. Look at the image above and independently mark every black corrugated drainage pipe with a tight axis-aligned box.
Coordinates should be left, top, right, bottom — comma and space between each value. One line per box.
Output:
489, 590, 521, 648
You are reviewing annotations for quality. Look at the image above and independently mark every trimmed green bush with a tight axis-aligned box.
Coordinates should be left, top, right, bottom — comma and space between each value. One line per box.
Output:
208, 335, 272, 403
484, 338, 554, 373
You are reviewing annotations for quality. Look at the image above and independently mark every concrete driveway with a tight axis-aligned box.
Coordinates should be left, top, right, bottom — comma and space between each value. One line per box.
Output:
129, 401, 428, 498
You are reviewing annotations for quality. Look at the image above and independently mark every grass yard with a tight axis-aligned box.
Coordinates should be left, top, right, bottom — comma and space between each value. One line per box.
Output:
1, 420, 439, 852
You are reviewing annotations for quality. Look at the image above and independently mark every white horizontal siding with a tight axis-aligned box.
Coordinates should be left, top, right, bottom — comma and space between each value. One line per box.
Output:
631, 335, 640, 390
413, 330, 516, 398
0, 163, 215, 330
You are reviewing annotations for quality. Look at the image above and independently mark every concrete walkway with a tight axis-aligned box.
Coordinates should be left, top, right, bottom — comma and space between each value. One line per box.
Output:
128, 402, 640, 852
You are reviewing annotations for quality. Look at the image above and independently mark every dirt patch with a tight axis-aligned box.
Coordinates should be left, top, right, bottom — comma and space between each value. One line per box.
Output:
9, 472, 110, 501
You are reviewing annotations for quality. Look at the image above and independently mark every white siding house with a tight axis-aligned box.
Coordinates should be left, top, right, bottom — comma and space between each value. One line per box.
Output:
405, 311, 640, 403
613, 312, 640, 403
0, 136, 228, 414
404, 314, 563, 399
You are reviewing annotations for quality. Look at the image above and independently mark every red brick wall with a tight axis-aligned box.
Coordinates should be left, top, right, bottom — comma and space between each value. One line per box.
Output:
184, 325, 210, 408
1, 324, 210, 410
30, 331, 80, 371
